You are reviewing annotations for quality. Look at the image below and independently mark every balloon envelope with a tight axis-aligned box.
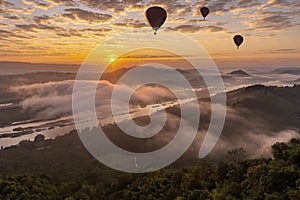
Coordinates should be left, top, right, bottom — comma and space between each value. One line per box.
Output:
146, 6, 167, 35
200, 7, 209, 19
233, 35, 244, 49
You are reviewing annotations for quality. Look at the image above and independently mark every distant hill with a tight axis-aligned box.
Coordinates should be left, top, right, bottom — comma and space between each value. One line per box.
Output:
291, 77, 300, 84
272, 67, 300, 75
0, 80, 299, 159
102, 66, 206, 88
0, 72, 75, 86
75, 84, 300, 158
227, 69, 251, 77
0, 61, 80, 75
226, 85, 300, 129
176, 68, 190, 74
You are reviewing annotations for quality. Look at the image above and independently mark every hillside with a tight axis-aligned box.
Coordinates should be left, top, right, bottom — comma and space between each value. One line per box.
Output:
0, 132, 299, 199
291, 77, 300, 84
272, 67, 300, 75
0, 84, 300, 199
0, 61, 79, 75
227, 69, 251, 77
226, 85, 300, 129
0, 71, 299, 157
2, 84, 299, 159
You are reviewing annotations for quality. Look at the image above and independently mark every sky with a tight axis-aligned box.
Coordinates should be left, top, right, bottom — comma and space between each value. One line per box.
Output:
0, 0, 300, 69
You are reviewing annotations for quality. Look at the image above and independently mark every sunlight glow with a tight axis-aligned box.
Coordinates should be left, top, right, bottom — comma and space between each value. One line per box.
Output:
110, 57, 116, 63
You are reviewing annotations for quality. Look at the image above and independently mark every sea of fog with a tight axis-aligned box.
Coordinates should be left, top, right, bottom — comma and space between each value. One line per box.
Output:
0, 66, 299, 148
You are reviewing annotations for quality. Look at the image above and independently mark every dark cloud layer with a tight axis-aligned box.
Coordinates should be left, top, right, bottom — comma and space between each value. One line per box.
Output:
170, 24, 226, 33
46, 0, 77, 6
78, 0, 143, 13
247, 11, 299, 31
113, 19, 147, 29
33, 15, 52, 24
61, 8, 112, 23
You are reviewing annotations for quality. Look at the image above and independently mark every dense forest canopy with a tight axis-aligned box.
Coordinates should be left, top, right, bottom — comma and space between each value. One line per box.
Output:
0, 133, 299, 200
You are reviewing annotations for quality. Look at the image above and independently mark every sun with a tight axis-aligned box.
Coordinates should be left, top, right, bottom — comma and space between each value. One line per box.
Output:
109, 57, 116, 63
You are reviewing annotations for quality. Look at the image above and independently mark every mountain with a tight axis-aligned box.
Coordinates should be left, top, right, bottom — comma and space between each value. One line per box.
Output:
272, 67, 300, 75
0, 72, 75, 89
103, 66, 206, 88
75, 84, 300, 159
1, 70, 299, 158
201, 85, 300, 157
291, 77, 300, 84
0, 61, 80, 75
226, 85, 300, 129
1, 84, 299, 161
227, 69, 251, 77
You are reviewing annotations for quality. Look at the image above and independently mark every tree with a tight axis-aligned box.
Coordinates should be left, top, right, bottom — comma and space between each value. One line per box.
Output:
34, 134, 45, 143
226, 148, 248, 163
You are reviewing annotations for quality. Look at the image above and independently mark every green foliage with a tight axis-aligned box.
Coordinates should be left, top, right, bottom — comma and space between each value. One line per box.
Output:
0, 133, 299, 199
272, 139, 300, 166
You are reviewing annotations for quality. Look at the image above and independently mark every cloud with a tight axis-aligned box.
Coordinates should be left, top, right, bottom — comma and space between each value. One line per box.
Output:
258, 49, 299, 54
0, 30, 12, 35
171, 24, 201, 33
7, 76, 300, 159
15, 24, 63, 32
78, 0, 143, 13
228, 0, 263, 14
9, 80, 106, 118
207, 0, 232, 13
148, 0, 188, 15
0, 29, 34, 40
113, 22, 147, 28
9, 79, 176, 119
113, 19, 148, 29
55, 28, 112, 38
196, 0, 263, 15
214, 129, 300, 157
0, 22, 8, 27
277, 48, 297, 52
264, 0, 300, 9
130, 85, 176, 104
1, 0, 299, 62
0, 7, 28, 22
59, 8, 112, 24
170, 24, 226, 33
33, 15, 52, 23
0, 0, 15, 7
202, 25, 225, 32
9, 80, 73, 118
15, 22, 112, 38
46, 0, 77, 6
5, 15, 22, 21
246, 11, 299, 31
6, 76, 187, 116
1, 1, 35, 16
190, 102, 300, 158
22, 0, 51, 10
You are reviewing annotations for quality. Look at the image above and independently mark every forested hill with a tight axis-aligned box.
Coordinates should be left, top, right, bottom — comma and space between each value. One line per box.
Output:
0, 132, 299, 200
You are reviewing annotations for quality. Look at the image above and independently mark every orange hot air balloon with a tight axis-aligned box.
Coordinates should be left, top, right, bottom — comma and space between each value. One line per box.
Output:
146, 6, 167, 35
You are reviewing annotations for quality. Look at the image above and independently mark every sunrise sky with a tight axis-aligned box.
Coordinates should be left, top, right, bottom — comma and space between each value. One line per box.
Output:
0, 0, 300, 68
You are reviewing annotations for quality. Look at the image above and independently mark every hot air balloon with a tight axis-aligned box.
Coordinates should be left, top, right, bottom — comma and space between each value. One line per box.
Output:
200, 7, 209, 20
233, 35, 244, 49
146, 6, 167, 35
